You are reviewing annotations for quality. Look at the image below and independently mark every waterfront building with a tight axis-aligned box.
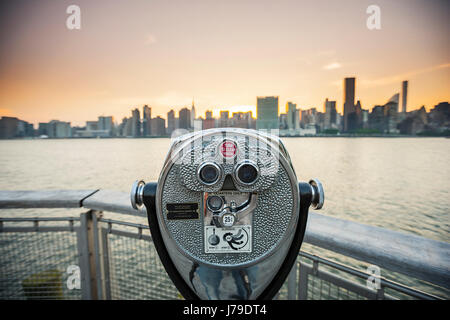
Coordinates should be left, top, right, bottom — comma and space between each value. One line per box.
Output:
384, 94, 400, 134
279, 113, 287, 130
294, 109, 300, 130
402, 81, 408, 113
179, 108, 191, 130
256, 96, 279, 130
0, 117, 19, 139
300, 108, 317, 128
48, 120, 72, 138
193, 118, 203, 131
286, 102, 297, 130
98, 116, 114, 134
219, 111, 229, 128
131, 108, 141, 137
190, 99, 196, 128
343, 77, 356, 132
203, 110, 215, 130
38, 122, 49, 136
142, 105, 151, 136
324, 99, 337, 130
231, 112, 252, 129
369, 105, 386, 133
167, 110, 176, 135
119, 117, 133, 137
150, 116, 166, 136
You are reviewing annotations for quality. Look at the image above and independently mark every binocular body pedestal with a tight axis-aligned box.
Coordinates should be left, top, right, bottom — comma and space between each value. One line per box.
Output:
131, 128, 324, 300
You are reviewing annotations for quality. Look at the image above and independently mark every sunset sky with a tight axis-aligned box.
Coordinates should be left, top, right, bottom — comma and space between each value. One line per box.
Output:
0, 0, 449, 126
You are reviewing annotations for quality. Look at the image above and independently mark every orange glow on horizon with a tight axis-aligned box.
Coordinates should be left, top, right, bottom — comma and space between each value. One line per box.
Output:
0, 0, 448, 126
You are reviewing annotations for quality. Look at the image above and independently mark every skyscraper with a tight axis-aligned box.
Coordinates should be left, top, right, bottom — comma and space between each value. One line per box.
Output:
98, 116, 114, 133
150, 116, 166, 136
190, 99, 196, 128
343, 77, 356, 132
286, 102, 297, 130
384, 93, 400, 134
219, 111, 229, 127
131, 108, 141, 137
402, 81, 408, 113
167, 109, 176, 135
324, 99, 337, 129
179, 107, 191, 129
203, 110, 215, 130
294, 109, 300, 129
256, 96, 279, 130
142, 105, 151, 136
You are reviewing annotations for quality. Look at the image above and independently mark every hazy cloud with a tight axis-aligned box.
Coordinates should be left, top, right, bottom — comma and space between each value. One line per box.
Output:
361, 63, 450, 87
0, 108, 12, 115
323, 62, 342, 70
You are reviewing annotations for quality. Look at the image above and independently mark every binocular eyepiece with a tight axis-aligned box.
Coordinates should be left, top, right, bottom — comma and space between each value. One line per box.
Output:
131, 128, 324, 300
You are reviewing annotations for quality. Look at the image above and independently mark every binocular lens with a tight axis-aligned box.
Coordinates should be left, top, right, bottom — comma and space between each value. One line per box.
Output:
236, 163, 259, 184
207, 195, 223, 211
199, 163, 220, 184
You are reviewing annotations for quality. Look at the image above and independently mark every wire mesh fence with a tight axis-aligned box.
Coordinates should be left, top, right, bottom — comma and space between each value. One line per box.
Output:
0, 213, 445, 300
0, 227, 81, 300
106, 233, 179, 299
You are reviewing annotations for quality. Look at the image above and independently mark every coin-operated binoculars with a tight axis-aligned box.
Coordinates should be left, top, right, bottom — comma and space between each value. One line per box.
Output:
131, 128, 324, 300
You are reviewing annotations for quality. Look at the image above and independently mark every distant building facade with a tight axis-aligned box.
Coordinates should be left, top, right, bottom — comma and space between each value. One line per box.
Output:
150, 116, 166, 136
343, 77, 356, 132
402, 81, 408, 114
167, 109, 176, 135
131, 108, 141, 137
203, 110, 215, 130
256, 96, 279, 130
286, 102, 297, 130
219, 111, 229, 128
142, 105, 151, 137
179, 108, 191, 130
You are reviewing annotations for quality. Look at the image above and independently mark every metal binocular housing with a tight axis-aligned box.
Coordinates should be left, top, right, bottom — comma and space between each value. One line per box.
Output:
131, 128, 324, 300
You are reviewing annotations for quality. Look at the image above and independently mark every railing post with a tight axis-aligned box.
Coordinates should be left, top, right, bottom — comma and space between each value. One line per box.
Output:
287, 259, 298, 299
77, 210, 102, 300
298, 261, 309, 300
376, 286, 385, 300
99, 226, 111, 299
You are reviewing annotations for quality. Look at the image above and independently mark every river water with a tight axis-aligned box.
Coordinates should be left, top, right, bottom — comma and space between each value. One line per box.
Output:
1, 137, 448, 242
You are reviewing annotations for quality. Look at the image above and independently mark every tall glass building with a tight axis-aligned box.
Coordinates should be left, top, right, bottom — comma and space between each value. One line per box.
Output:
256, 96, 279, 130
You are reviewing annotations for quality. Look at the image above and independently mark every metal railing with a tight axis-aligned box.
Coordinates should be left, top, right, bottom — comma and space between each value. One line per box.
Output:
0, 189, 449, 300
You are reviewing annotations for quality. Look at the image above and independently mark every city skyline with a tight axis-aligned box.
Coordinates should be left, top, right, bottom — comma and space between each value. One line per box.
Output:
0, 76, 445, 127
0, 0, 449, 126
2, 72, 449, 139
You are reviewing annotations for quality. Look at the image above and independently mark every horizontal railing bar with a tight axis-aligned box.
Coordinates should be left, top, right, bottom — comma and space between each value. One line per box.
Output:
0, 217, 79, 222
300, 261, 390, 300
0, 189, 449, 290
299, 252, 442, 300
82, 190, 146, 217
304, 213, 450, 289
0, 226, 79, 233
107, 229, 152, 242
98, 218, 149, 230
0, 190, 98, 208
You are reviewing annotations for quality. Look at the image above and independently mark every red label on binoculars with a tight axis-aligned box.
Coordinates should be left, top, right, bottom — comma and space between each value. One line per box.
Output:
219, 141, 237, 158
